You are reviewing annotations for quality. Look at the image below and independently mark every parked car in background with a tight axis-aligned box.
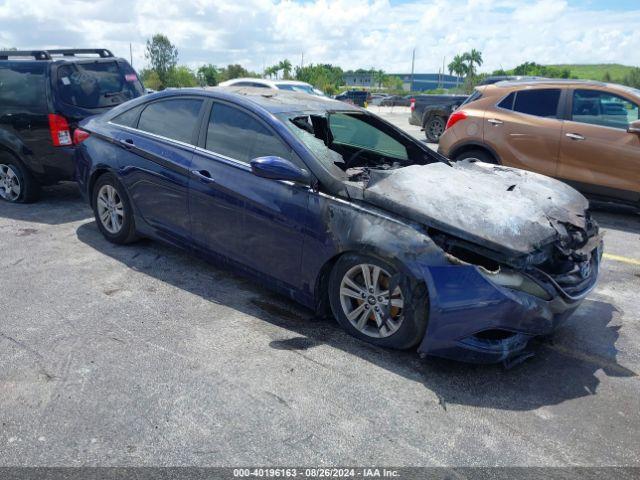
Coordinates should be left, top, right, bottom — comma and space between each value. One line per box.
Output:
218, 78, 324, 96
439, 79, 640, 208
380, 95, 413, 107
334, 90, 371, 107
368, 93, 388, 106
0, 48, 144, 203
74, 87, 601, 363
409, 94, 468, 142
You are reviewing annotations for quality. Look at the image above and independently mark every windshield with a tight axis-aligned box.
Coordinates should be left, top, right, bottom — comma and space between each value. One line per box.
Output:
279, 111, 437, 182
56, 61, 144, 109
276, 83, 318, 95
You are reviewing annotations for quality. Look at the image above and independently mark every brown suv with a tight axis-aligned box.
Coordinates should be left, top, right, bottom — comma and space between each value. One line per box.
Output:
438, 80, 640, 206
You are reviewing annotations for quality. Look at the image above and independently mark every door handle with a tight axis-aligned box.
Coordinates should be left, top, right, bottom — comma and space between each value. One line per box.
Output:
192, 169, 215, 183
565, 133, 585, 141
487, 118, 503, 125
119, 138, 135, 149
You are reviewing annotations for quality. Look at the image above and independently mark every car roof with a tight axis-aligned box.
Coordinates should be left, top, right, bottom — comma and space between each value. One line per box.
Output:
0, 49, 118, 63
485, 79, 640, 98
146, 86, 357, 114
219, 78, 313, 88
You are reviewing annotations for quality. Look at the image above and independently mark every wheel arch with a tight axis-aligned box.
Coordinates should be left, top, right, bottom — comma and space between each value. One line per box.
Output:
87, 166, 117, 208
421, 108, 448, 127
449, 142, 501, 164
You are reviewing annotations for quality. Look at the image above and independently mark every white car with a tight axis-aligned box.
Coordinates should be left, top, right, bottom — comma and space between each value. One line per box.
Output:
218, 78, 325, 96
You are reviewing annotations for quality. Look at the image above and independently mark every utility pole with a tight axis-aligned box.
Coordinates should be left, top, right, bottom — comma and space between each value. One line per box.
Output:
300, 52, 304, 70
442, 56, 445, 89
410, 47, 415, 91
129, 43, 133, 67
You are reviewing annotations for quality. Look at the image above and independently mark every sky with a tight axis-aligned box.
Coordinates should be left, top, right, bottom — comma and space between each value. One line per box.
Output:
0, 0, 639, 74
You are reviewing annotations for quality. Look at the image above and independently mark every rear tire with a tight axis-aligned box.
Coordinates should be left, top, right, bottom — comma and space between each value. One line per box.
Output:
328, 253, 428, 350
92, 173, 138, 244
424, 116, 446, 143
0, 154, 40, 203
454, 149, 498, 164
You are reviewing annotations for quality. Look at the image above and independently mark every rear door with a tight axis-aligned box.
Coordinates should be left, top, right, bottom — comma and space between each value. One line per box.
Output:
113, 97, 205, 245
0, 61, 51, 173
189, 101, 309, 288
483, 88, 564, 177
558, 88, 640, 202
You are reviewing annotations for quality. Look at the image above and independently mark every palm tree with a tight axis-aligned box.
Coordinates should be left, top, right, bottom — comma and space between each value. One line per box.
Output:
264, 65, 278, 79
447, 54, 467, 87
279, 59, 292, 80
373, 69, 386, 89
463, 49, 483, 78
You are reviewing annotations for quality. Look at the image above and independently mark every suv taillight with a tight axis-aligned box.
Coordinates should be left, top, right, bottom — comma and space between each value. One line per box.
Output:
445, 110, 467, 130
48, 114, 72, 146
73, 128, 91, 145
410, 98, 416, 111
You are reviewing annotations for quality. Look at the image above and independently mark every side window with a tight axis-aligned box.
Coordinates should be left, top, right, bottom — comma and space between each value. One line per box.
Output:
329, 113, 408, 160
497, 92, 515, 110
137, 98, 203, 144
111, 104, 144, 128
572, 89, 639, 130
205, 103, 292, 164
0, 62, 46, 110
512, 89, 561, 118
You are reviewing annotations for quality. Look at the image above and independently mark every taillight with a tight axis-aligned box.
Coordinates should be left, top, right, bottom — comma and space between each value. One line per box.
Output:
73, 128, 91, 145
445, 110, 467, 130
48, 114, 72, 146
410, 98, 416, 111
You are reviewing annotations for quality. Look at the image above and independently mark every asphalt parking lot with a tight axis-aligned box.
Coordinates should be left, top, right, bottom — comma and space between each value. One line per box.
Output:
1, 110, 639, 467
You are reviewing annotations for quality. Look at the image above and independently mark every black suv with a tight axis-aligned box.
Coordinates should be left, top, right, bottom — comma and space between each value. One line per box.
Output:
0, 49, 144, 202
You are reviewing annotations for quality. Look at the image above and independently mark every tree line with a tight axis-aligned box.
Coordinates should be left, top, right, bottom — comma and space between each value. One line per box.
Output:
140, 36, 640, 93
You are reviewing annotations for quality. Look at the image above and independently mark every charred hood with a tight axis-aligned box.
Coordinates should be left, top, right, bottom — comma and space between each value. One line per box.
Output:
363, 161, 593, 258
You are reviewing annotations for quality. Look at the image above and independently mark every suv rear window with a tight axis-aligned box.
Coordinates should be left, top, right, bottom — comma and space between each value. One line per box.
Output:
459, 90, 482, 108
0, 62, 46, 110
56, 61, 144, 109
512, 89, 561, 118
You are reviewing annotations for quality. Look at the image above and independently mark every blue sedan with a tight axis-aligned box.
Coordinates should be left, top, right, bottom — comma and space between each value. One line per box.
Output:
74, 87, 602, 363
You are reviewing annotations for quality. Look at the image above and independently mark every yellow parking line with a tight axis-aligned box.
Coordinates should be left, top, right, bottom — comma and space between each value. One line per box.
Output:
603, 253, 640, 267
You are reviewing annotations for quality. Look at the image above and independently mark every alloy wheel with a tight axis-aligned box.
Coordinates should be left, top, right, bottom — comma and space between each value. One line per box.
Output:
339, 263, 404, 338
0, 164, 21, 202
427, 117, 445, 140
97, 184, 125, 234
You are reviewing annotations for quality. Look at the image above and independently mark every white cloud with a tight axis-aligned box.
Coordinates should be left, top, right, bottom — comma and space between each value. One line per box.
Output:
0, 0, 638, 74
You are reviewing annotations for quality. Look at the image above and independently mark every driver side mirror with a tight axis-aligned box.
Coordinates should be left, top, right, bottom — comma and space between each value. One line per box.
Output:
628, 120, 640, 134
250, 156, 311, 184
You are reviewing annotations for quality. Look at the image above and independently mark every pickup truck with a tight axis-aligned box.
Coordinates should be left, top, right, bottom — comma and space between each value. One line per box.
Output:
409, 94, 468, 142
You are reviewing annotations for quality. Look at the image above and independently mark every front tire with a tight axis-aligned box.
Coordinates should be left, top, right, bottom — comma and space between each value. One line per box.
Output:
424, 116, 446, 143
328, 253, 428, 350
92, 173, 137, 244
0, 155, 39, 203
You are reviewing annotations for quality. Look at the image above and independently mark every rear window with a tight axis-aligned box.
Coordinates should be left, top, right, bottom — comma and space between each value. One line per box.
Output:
137, 98, 203, 144
459, 90, 482, 108
56, 61, 144, 109
0, 62, 46, 109
512, 89, 561, 118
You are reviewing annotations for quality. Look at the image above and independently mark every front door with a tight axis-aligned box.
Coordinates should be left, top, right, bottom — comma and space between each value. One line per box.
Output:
558, 88, 640, 202
189, 101, 309, 288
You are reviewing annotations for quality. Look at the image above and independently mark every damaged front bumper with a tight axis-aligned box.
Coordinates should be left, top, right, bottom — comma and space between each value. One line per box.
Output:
416, 243, 603, 363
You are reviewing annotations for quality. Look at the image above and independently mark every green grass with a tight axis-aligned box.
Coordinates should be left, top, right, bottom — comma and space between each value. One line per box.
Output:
547, 64, 637, 83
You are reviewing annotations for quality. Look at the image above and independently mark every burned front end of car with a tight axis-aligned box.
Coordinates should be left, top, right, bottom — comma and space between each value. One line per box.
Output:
360, 161, 604, 363
420, 216, 602, 363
